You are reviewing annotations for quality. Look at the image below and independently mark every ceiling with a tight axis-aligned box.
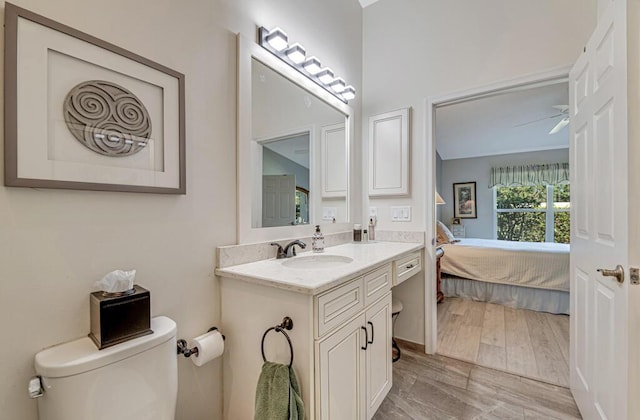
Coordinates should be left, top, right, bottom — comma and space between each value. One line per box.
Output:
263, 134, 310, 168
435, 82, 569, 161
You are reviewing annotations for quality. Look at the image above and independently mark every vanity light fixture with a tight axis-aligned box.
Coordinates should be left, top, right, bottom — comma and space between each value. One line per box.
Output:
342, 86, 356, 101
258, 26, 355, 103
302, 56, 322, 75
263, 27, 288, 51
316, 68, 335, 85
329, 77, 346, 93
285, 43, 306, 64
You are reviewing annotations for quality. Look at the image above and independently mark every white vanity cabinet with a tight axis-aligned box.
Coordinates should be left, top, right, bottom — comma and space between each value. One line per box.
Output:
217, 242, 423, 420
219, 262, 395, 420
315, 288, 392, 420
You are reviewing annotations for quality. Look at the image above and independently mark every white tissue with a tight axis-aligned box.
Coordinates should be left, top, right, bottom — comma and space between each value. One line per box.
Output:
94, 269, 136, 293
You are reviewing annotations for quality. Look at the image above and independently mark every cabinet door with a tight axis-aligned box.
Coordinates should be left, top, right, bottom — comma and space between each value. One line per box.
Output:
365, 293, 393, 419
317, 314, 366, 420
321, 123, 347, 198
368, 108, 410, 197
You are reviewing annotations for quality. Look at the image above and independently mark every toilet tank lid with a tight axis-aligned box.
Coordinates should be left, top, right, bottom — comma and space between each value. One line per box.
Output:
35, 316, 177, 378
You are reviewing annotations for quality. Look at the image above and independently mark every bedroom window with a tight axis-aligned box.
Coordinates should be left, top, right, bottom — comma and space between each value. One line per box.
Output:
495, 184, 570, 243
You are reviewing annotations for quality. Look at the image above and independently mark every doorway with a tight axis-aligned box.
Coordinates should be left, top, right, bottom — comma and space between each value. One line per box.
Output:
424, 68, 572, 383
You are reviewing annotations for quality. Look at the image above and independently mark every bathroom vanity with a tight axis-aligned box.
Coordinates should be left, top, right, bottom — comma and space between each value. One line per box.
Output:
226, 30, 425, 420
216, 241, 423, 420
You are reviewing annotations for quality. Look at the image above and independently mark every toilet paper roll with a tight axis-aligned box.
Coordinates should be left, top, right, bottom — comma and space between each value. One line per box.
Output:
191, 330, 224, 367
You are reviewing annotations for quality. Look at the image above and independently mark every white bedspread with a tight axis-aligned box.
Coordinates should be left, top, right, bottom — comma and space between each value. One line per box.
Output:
440, 238, 570, 291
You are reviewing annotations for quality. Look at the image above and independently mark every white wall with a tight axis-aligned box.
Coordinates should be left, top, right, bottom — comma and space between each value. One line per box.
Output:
363, 0, 596, 346
440, 148, 570, 239
0, 1, 362, 420
263, 148, 310, 191
363, 0, 596, 232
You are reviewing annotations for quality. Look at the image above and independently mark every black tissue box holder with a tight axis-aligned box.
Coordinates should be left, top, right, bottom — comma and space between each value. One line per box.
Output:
89, 284, 152, 349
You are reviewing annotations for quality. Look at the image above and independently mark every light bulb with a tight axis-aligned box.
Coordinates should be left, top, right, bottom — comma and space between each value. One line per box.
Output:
265, 27, 288, 51
286, 43, 306, 64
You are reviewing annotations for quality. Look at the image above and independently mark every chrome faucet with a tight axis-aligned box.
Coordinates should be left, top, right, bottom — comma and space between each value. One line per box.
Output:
271, 240, 307, 259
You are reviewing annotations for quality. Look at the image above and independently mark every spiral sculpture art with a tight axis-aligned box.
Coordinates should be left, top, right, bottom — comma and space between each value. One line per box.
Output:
63, 80, 152, 157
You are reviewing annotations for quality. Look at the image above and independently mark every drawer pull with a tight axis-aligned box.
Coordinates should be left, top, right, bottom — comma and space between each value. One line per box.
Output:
406, 264, 414, 269
361, 326, 368, 350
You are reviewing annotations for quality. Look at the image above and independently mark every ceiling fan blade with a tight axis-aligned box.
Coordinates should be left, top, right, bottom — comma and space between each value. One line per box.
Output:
549, 116, 570, 134
514, 113, 564, 128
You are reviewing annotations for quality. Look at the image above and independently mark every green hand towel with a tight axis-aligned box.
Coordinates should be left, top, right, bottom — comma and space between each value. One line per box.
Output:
255, 361, 305, 420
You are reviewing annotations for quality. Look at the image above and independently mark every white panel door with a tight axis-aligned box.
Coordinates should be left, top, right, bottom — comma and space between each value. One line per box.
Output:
569, 1, 629, 418
321, 123, 347, 198
317, 314, 366, 420
262, 174, 295, 227
365, 294, 392, 419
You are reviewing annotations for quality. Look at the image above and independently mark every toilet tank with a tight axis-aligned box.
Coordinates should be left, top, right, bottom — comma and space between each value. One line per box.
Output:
34, 316, 177, 420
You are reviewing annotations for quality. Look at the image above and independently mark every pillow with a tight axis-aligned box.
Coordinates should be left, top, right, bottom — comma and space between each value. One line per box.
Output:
436, 221, 458, 244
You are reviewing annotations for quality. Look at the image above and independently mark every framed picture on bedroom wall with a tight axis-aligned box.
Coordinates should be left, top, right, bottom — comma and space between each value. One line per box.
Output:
453, 182, 477, 219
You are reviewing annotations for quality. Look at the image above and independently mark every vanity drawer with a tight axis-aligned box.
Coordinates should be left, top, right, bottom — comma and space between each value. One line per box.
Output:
393, 251, 422, 286
315, 278, 364, 337
363, 264, 392, 306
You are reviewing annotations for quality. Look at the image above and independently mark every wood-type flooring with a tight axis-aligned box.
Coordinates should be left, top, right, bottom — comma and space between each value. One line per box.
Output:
373, 343, 580, 419
436, 298, 569, 387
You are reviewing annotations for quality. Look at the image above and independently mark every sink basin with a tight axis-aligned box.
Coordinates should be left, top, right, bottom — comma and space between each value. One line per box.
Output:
281, 255, 354, 269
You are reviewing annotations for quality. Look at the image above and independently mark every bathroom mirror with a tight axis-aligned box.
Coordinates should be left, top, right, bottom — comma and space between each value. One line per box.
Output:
237, 35, 353, 243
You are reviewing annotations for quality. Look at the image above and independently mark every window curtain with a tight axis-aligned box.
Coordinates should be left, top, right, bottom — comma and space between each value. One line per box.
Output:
489, 162, 569, 188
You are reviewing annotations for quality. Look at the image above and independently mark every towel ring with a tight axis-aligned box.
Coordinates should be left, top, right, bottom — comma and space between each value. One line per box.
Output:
261, 316, 294, 368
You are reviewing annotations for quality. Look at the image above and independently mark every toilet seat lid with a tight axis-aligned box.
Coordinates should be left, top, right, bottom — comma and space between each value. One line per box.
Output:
35, 316, 176, 378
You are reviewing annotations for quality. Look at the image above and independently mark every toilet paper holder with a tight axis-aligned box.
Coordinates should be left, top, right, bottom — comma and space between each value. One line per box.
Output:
177, 327, 225, 358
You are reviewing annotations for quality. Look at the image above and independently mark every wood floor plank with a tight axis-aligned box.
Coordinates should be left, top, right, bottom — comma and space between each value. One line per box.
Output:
449, 301, 485, 362
375, 344, 581, 420
546, 313, 570, 366
450, 324, 483, 362
504, 307, 539, 379
468, 366, 581, 419
438, 313, 463, 356
481, 303, 506, 347
524, 311, 569, 387
437, 299, 454, 344
449, 297, 469, 315
438, 298, 570, 388
477, 342, 507, 370
463, 300, 487, 328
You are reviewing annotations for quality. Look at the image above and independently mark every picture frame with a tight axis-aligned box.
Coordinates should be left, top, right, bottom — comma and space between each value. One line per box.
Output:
451, 217, 461, 225
453, 182, 477, 219
4, 3, 186, 194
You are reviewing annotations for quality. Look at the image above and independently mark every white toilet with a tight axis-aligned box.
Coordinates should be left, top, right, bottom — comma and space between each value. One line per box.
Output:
32, 316, 177, 420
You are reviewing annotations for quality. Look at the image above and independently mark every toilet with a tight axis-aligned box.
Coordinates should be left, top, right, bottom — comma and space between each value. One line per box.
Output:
32, 316, 177, 420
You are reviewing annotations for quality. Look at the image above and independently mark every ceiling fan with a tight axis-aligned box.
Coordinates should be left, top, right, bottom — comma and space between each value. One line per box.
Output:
514, 105, 569, 135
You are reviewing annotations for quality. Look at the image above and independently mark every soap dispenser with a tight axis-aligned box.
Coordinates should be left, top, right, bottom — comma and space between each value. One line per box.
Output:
312, 225, 325, 253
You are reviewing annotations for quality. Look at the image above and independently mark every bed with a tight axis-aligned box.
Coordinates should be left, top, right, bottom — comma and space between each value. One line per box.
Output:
439, 238, 570, 314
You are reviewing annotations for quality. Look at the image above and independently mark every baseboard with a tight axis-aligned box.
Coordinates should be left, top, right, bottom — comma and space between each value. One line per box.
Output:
394, 337, 425, 353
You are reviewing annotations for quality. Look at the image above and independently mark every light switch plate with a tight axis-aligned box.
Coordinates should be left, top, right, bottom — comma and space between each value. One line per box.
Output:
391, 206, 411, 222
322, 207, 337, 221
369, 207, 378, 218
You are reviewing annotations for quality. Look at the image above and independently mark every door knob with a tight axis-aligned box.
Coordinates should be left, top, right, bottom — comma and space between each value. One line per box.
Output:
597, 265, 625, 284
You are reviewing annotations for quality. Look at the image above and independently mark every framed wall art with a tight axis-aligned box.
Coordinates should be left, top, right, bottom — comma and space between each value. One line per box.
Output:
4, 3, 186, 194
453, 181, 477, 219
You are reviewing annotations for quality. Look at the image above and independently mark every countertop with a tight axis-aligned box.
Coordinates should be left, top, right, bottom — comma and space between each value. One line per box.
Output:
215, 241, 424, 295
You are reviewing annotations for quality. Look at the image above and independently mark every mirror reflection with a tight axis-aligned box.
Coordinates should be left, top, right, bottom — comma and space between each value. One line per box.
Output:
251, 58, 347, 228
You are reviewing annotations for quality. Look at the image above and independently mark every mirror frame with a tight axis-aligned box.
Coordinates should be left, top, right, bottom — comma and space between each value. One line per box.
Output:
237, 34, 354, 244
